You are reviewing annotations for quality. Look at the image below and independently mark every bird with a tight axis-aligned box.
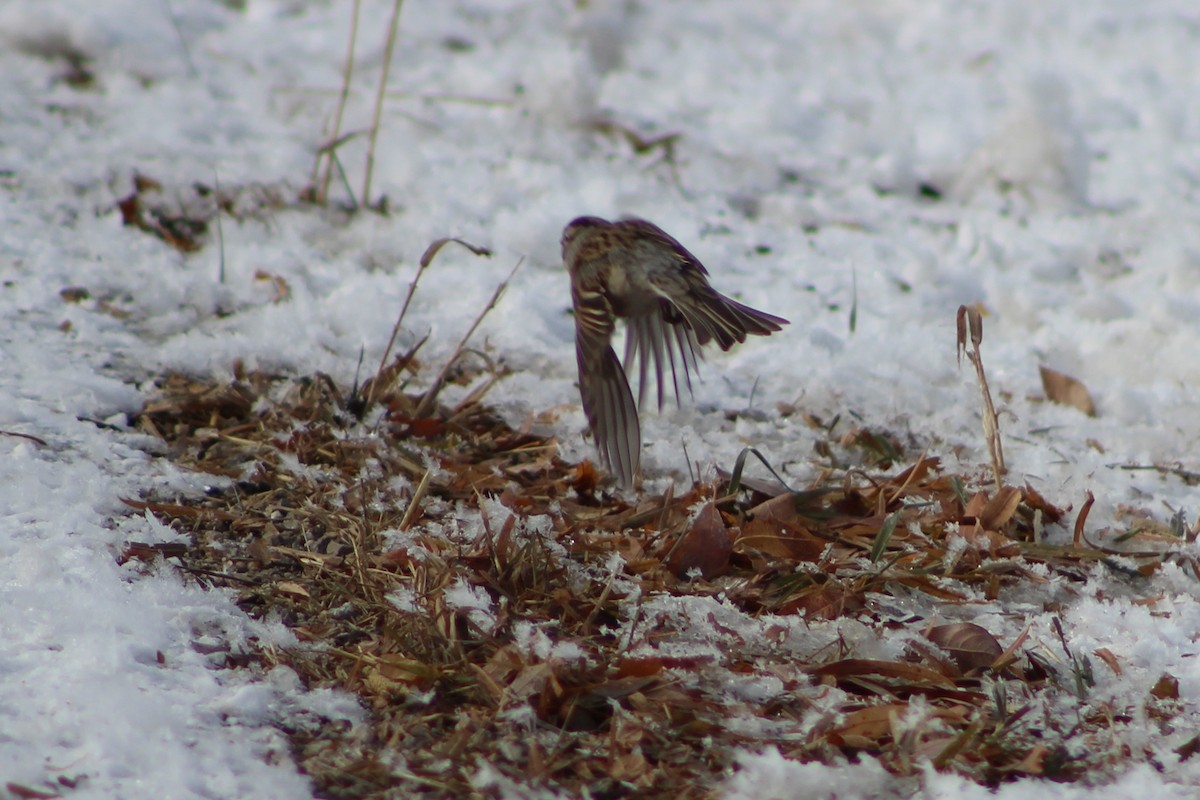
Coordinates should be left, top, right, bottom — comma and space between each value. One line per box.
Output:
562, 215, 788, 487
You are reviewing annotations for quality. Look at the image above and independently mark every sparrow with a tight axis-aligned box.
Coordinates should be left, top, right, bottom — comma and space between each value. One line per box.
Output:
562, 216, 788, 487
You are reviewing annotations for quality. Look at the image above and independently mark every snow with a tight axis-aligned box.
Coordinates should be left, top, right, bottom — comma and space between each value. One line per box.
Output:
2, 0, 1200, 797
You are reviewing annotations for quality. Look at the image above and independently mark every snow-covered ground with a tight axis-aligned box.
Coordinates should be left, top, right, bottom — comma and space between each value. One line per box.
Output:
2, 0, 1200, 797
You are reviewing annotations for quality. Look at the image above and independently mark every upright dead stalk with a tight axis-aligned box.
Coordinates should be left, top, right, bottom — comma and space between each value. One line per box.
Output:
362, 0, 406, 207
957, 305, 1005, 491
413, 257, 523, 419
366, 237, 492, 411
314, 0, 362, 204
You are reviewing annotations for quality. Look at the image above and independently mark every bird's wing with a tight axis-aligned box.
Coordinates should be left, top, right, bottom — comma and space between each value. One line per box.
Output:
624, 308, 700, 411
574, 284, 640, 487
667, 287, 789, 350
618, 218, 788, 410
616, 218, 705, 410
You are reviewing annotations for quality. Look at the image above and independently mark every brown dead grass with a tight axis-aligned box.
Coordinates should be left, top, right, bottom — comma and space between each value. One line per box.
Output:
122, 365, 1197, 799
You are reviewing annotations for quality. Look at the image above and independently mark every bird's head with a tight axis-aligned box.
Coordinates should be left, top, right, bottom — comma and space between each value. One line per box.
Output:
561, 216, 610, 263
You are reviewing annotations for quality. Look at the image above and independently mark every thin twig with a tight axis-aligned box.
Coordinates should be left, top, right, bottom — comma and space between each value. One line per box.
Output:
849, 263, 858, 334
413, 257, 522, 419
365, 238, 491, 411
1109, 463, 1200, 486
0, 430, 48, 447
318, 0, 362, 204
212, 168, 226, 284
162, 0, 199, 79
362, 0, 406, 207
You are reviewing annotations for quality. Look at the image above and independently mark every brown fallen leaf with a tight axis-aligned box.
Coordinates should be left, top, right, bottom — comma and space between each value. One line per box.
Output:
6, 783, 61, 800
275, 581, 310, 599
1151, 674, 1180, 700
253, 269, 292, 302
666, 502, 732, 579
926, 622, 1002, 673
1040, 365, 1096, 416
1093, 647, 1122, 675
805, 658, 958, 690
1003, 743, 1048, 775
736, 516, 826, 561
827, 703, 903, 747
978, 485, 1023, 531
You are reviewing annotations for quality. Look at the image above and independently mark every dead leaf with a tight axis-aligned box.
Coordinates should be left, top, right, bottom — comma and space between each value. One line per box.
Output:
828, 703, 903, 747
1022, 482, 1065, 523
1004, 743, 1047, 775
275, 581, 310, 599
805, 658, 958, 690
253, 270, 292, 302
926, 623, 1002, 673
736, 517, 825, 561
1073, 491, 1094, 547
666, 502, 731, 579
1093, 647, 1122, 675
1151, 674, 1180, 700
1176, 735, 1200, 761
1040, 366, 1096, 416
777, 580, 864, 620
978, 486, 1023, 531
6, 783, 61, 800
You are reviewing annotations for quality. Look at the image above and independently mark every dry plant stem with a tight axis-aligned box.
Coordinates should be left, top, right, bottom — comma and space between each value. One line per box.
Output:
161, 0, 199, 79
957, 306, 1005, 491
366, 263, 430, 410
138, 369, 1155, 794
399, 468, 433, 531
991, 620, 1033, 672
318, 0, 362, 203
580, 558, 621, 636
413, 258, 523, 419
366, 238, 492, 411
212, 168, 226, 284
362, 0, 405, 206
885, 451, 928, 507
0, 430, 48, 447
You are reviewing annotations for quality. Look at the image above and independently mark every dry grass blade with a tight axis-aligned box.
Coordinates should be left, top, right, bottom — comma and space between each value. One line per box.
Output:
314, 0, 362, 205
1073, 490, 1094, 547
126, 366, 1179, 798
358, 333, 427, 414
419, 237, 493, 267
990, 620, 1033, 673
366, 237, 492, 411
413, 257, 523, 418
362, 0, 406, 207
957, 305, 1005, 490
869, 511, 901, 562
1113, 463, 1200, 487
0, 430, 48, 447
399, 468, 432, 531
723, 446, 796, 497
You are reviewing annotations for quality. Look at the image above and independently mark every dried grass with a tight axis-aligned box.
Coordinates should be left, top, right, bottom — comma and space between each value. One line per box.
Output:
122, 359, 1196, 798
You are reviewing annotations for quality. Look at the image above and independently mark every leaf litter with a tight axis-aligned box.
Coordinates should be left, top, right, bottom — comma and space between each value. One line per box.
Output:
122, 352, 1199, 798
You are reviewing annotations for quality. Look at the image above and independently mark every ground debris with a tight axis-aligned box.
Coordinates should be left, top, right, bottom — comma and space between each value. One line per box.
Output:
128, 370, 1188, 798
